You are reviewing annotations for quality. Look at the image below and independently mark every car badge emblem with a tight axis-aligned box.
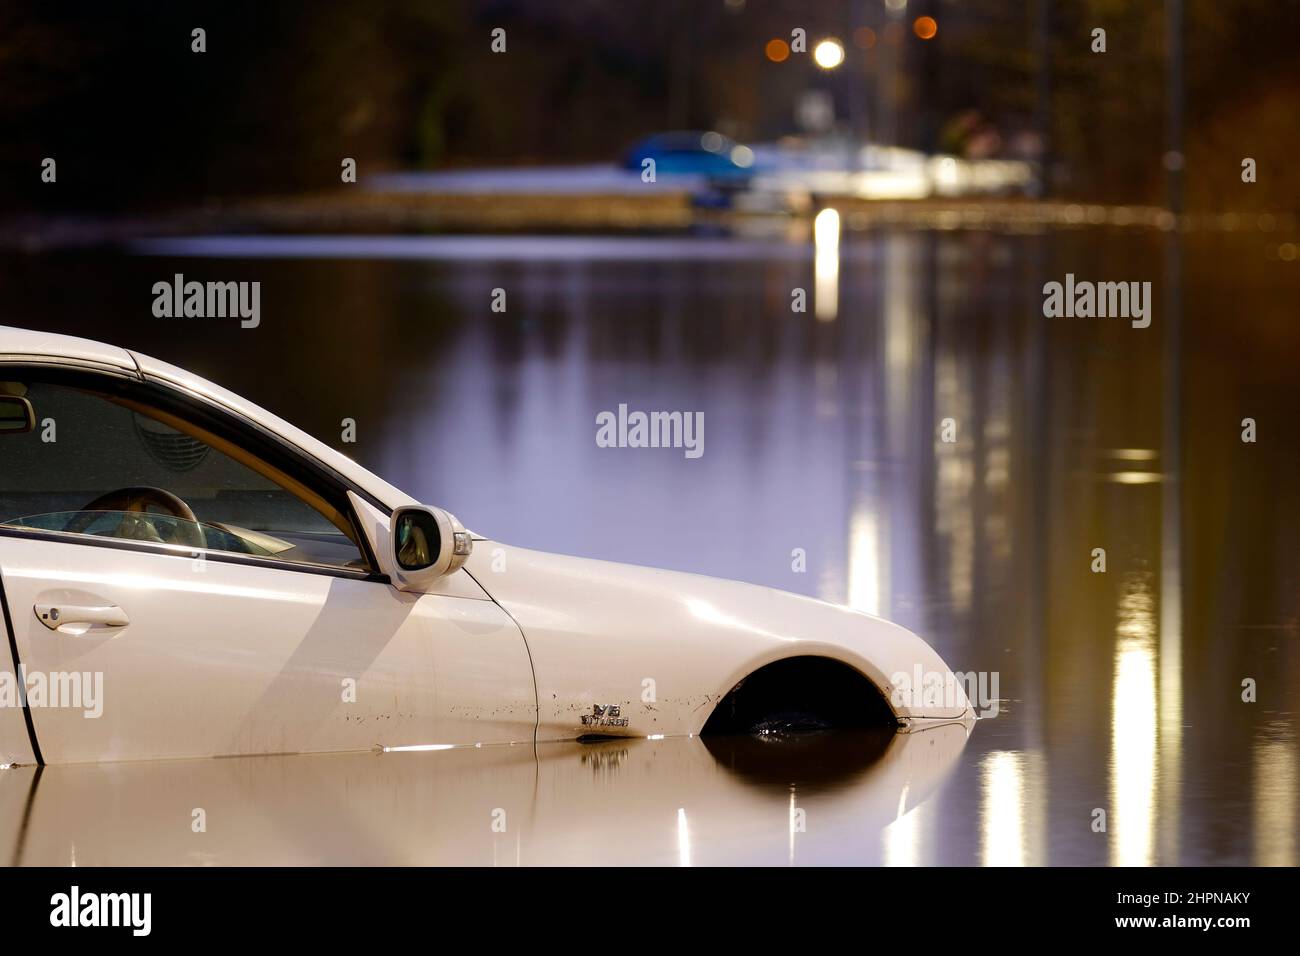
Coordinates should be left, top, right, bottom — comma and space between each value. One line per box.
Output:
581, 704, 629, 728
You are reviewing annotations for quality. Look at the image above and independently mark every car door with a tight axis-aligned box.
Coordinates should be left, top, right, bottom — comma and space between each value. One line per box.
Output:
0, 365, 536, 764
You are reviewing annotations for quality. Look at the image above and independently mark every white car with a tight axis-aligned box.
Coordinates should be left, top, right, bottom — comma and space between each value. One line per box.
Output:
0, 326, 972, 765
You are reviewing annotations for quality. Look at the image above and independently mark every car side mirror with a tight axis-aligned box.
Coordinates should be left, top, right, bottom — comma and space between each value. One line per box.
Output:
387, 505, 472, 591
0, 395, 35, 434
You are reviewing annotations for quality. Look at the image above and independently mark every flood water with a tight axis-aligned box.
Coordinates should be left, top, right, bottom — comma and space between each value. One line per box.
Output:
1, 223, 1296, 865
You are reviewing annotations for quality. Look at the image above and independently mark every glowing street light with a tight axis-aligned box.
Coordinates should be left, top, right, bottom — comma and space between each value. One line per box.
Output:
913, 16, 938, 40
813, 38, 845, 70
764, 38, 790, 62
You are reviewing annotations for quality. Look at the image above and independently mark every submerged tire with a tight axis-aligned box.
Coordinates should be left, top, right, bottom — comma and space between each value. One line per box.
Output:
702, 656, 896, 737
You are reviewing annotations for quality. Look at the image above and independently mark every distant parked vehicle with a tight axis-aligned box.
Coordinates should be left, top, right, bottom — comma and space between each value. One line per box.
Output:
622, 131, 756, 190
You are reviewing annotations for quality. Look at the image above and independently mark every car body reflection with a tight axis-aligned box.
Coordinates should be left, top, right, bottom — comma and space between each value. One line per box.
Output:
1, 722, 971, 866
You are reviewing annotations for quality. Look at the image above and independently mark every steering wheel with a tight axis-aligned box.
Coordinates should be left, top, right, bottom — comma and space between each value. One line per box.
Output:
64, 486, 206, 549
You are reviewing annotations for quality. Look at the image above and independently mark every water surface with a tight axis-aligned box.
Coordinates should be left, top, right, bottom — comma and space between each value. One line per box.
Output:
1, 225, 1295, 864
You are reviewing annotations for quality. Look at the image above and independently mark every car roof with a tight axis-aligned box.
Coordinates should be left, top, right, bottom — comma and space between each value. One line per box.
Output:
635, 131, 733, 151
0, 325, 417, 512
0, 325, 135, 369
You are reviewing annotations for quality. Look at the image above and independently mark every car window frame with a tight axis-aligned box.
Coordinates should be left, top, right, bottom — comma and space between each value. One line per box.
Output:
0, 361, 388, 582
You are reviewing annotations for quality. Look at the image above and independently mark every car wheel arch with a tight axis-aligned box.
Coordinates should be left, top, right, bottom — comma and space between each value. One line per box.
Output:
698, 653, 900, 736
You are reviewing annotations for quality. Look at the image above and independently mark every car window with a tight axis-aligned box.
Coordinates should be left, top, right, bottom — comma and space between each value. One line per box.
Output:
0, 379, 368, 571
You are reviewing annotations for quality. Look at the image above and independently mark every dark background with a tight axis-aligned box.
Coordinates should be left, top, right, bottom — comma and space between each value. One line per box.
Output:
2, 0, 1297, 211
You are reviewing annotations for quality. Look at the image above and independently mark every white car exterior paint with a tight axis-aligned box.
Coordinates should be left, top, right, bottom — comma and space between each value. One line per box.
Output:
464, 543, 972, 741
0, 536, 536, 764
0, 326, 972, 766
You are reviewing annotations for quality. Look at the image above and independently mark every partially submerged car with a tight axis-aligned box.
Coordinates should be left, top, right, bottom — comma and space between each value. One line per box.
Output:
0, 327, 971, 765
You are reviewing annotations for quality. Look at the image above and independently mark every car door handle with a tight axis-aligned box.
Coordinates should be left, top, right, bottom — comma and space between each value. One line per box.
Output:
34, 603, 130, 631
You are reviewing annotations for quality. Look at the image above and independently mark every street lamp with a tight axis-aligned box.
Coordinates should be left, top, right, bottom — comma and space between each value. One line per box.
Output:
813, 39, 845, 70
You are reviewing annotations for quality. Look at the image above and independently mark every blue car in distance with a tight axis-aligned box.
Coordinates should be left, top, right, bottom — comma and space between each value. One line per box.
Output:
621, 130, 756, 190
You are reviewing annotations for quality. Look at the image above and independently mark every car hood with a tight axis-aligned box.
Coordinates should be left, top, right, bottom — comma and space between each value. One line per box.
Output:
464, 543, 974, 739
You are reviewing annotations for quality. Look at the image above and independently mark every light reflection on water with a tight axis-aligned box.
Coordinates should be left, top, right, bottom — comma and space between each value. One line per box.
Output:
1110, 572, 1157, 866
980, 750, 1048, 868
1, 224, 1296, 864
1254, 736, 1297, 867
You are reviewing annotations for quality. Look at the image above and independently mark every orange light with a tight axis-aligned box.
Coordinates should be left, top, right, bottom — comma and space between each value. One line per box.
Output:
765, 38, 790, 62
913, 16, 937, 40
853, 26, 877, 49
